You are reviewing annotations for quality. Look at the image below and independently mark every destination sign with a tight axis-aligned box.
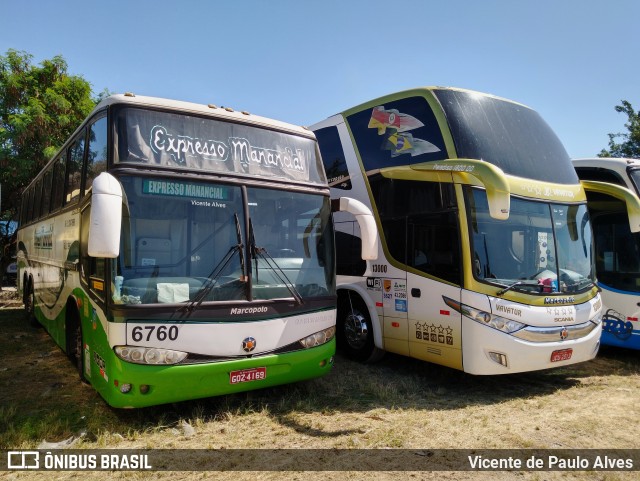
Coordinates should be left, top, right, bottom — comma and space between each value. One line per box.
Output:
142, 180, 229, 200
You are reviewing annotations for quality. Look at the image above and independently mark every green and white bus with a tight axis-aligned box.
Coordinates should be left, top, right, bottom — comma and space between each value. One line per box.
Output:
17, 93, 376, 408
311, 87, 603, 374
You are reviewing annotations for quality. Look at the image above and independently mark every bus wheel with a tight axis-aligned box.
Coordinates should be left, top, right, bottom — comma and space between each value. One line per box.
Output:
24, 282, 38, 327
67, 309, 87, 383
339, 296, 383, 363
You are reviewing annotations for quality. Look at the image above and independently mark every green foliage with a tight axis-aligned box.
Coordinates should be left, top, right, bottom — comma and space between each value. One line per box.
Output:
0, 49, 98, 223
599, 100, 640, 159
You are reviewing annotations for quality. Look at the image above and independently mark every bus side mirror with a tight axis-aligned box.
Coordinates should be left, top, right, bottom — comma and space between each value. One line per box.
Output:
88, 172, 123, 258
332, 197, 378, 260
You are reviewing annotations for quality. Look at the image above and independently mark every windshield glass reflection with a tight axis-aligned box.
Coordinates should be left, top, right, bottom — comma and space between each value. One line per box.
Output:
112, 176, 335, 306
467, 188, 595, 295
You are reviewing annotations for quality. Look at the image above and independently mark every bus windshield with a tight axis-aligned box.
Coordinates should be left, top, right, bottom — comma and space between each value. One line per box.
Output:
114, 175, 334, 305
467, 188, 595, 294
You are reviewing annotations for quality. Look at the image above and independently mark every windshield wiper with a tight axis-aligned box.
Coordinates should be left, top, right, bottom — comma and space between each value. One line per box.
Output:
496, 281, 525, 296
250, 219, 304, 305
234, 212, 246, 281
179, 213, 245, 315
495, 280, 539, 296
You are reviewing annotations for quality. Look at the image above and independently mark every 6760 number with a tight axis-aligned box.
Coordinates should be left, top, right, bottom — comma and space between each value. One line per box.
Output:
131, 325, 179, 342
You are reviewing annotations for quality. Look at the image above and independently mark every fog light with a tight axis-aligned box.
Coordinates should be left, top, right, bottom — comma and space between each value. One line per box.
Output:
120, 383, 132, 393
139, 384, 150, 394
488, 351, 508, 367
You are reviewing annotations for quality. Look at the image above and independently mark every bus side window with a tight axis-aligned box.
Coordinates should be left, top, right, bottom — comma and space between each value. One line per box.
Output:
50, 155, 66, 212
85, 116, 108, 195
370, 175, 461, 285
26, 188, 35, 223
409, 212, 461, 285
41, 170, 52, 216
335, 226, 366, 276
66, 131, 85, 204
574, 167, 626, 186
80, 205, 105, 300
315, 126, 352, 190
33, 179, 42, 220
346, 96, 446, 172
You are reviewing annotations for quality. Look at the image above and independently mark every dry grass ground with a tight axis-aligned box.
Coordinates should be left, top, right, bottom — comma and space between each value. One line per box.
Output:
0, 301, 638, 481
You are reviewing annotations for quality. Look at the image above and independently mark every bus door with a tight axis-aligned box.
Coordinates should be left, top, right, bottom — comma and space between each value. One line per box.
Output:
405, 211, 464, 370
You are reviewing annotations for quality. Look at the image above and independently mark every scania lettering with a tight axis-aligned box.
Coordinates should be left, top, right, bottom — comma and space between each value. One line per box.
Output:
311, 87, 602, 373
573, 157, 640, 350
16, 94, 376, 407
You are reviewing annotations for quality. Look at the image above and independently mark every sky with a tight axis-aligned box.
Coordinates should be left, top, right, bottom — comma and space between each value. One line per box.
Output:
1, 0, 639, 159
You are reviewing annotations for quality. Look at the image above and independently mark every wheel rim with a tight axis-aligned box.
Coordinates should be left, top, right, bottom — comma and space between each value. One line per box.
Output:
344, 310, 369, 350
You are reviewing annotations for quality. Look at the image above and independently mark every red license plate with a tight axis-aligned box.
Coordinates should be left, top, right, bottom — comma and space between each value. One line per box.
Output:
550, 348, 573, 362
229, 367, 267, 384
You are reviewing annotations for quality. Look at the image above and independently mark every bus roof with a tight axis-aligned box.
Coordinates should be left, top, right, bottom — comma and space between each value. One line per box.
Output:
573, 157, 640, 170
338, 86, 532, 118
94, 93, 315, 140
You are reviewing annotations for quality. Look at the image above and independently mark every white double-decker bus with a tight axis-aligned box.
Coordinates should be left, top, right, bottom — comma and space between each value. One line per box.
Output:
311, 87, 603, 374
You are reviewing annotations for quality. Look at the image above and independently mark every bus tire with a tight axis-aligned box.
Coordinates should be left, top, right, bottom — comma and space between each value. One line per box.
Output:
338, 293, 384, 363
66, 306, 87, 383
23, 280, 39, 327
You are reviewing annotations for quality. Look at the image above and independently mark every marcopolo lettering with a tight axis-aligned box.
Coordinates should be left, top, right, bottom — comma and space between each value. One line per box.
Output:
544, 297, 575, 305
230, 306, 268, 315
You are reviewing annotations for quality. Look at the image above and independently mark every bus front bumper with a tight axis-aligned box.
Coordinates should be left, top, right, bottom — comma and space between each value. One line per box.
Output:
91, 340, 335, 408
461, 319, 601, 375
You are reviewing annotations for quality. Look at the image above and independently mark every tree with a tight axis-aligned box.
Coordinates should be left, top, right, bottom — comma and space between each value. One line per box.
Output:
0, 50, 99, 286
599, 100, 640, 159
0, 49, 98, 222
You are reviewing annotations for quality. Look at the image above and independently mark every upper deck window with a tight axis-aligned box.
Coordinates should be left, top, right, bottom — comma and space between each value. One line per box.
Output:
114, 107, 326, 185
315, 126, 352, 190
574, 166, 626, 187
627, 168, 640, 196
346, 96, 447, 173
434, 89, 578, 184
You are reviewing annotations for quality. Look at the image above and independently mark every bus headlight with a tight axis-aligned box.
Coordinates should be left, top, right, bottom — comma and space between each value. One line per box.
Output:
443, 297, 526, 334
115, 346, 188, 365
299, 326, 336, 348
